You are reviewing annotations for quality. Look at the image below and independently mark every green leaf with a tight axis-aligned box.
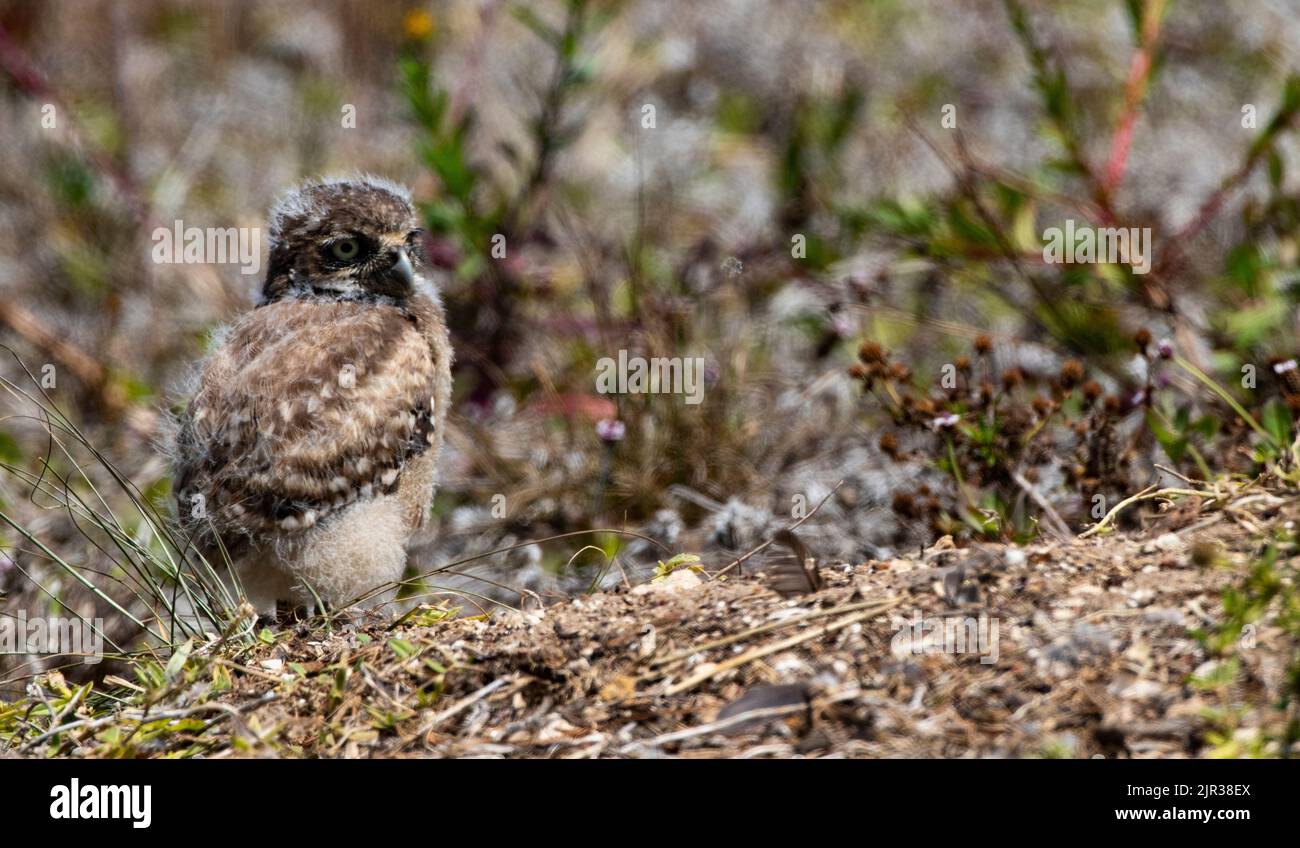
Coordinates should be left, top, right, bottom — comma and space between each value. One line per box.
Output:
1221, 299, 1287, 349
946, 201, 997, 247
388, 638, 418, 659
0, 431, 21, 465
1224, 243, 1265, 298
652, 553, 702, 582
1268, 149, 1285, 188
165, 638, 194, 682
1260, 398, 1292, 450
1146, 410, 1187, 463
866, 198, 935, 238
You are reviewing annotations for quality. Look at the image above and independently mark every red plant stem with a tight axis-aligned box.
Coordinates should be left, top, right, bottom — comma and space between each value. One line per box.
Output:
1102, 2, 1164, 196
1103, 53, 1150, 192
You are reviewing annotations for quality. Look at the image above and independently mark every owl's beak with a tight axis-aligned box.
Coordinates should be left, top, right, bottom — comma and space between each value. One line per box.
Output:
388, 248, 415, 291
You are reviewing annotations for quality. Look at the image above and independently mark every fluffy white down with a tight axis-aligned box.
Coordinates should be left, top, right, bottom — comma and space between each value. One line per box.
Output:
238, 495, 411, 615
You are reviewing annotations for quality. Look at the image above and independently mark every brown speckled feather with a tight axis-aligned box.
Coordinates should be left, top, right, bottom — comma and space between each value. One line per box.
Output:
175, 293, 451, 541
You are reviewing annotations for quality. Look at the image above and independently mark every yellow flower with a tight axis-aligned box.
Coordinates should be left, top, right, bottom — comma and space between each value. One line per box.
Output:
402, 8, 435, 41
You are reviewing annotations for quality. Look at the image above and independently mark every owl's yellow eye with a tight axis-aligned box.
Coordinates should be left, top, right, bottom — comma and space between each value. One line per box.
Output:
331, 238, 361, 261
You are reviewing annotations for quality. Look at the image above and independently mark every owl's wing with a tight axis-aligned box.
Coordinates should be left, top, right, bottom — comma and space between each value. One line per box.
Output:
175, 299, 442, 539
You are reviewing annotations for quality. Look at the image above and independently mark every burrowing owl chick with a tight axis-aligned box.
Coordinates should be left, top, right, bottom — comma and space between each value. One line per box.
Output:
173, 176, 452, 617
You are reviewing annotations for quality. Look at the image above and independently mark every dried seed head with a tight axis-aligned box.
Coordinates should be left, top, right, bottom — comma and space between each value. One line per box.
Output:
888, 362, 911, 382
1134, 327, 1152, 350
1001, 367, 1024, 392
858, 340, 887, 364
1059, 359, 1085, 390
879, 432, 900, 458
974, 334, 993, 355
891, 491, 918, 519
954, 355, 971, 373
1081, 380, 1102, 404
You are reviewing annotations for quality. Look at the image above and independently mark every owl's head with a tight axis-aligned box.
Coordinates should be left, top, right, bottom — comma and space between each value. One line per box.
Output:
262, 176, 424, 303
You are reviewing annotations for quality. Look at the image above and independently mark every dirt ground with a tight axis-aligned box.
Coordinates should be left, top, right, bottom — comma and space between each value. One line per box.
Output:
6, 487, 1293, 760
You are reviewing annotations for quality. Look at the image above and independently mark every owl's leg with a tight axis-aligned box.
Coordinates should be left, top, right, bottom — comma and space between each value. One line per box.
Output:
281, 495, 411, 614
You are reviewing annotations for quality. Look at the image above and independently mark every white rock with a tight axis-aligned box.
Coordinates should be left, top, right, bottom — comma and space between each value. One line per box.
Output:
632, 568, 703, 596
1154, 532, 1183, 552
